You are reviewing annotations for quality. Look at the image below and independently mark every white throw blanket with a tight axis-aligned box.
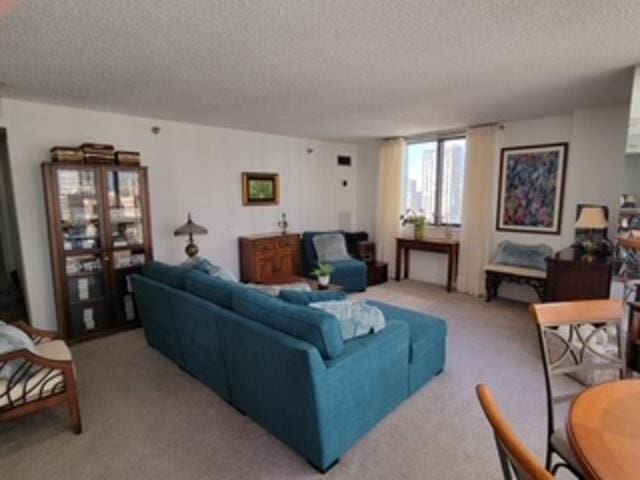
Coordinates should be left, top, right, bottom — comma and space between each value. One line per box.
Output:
309, 300, 386, 340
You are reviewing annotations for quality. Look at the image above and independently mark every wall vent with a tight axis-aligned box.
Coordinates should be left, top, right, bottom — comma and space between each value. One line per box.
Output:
337, 155, 352, 166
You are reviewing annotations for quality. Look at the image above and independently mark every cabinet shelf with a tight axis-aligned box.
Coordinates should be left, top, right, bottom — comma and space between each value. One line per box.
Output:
66, 271, 103, 278
43, 162, 153, 342
70, 297, 105, 306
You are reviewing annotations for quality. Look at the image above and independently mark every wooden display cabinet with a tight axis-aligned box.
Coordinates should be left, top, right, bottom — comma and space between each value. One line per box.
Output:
42, 163, 153, 342
239, 233, 301, 283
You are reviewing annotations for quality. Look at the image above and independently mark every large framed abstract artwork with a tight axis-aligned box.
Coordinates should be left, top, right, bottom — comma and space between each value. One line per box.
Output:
496, 143, 568, 234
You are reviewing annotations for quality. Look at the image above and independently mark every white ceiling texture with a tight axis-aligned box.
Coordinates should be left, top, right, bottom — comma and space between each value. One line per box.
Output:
0, 0, 639, 140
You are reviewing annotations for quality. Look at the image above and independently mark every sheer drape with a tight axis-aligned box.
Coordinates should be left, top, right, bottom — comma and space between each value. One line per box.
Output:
457, 126, 497, 296
375, 138, 406, 277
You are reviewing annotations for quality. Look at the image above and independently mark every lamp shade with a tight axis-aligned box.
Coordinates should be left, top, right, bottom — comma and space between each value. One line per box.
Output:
575, 207, 608, 230
174, 213, 208, 236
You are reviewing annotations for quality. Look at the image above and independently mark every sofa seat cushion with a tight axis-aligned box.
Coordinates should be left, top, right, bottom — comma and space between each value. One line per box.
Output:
142, 261, 191, 289
0, 340, 71, 408
231, 288, 344, 359
365, 301, 446, 361
484, 263, 547, 279
184, 270, 251, 310
331, 259, 367, 278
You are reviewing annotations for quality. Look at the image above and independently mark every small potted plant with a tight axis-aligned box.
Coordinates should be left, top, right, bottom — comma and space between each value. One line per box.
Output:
400, 209, 428, 240
311, 263, 334, 289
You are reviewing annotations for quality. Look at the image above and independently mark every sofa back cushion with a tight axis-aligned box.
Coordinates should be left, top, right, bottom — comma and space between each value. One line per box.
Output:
279, 289, 347, 305
231, 288, 344, 359
142, 261, 191, 289
184, 270, 250, 310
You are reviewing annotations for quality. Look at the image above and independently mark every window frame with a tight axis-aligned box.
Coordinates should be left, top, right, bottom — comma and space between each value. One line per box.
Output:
405, 135, 466, 228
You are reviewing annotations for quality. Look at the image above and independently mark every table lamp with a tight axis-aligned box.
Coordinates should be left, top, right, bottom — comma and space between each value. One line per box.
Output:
174, 213, 208, 258
575, 207, 608, 254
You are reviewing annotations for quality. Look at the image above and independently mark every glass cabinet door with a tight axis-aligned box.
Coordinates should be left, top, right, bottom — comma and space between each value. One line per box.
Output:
44, 163, 152, 340
107, 169, 147, 325
57, 169, 101, 251
65, 253, 109, 337
108, 170, 145, 248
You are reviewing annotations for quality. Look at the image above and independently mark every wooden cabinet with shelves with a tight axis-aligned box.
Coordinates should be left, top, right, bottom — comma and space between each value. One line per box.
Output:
545, 246, 613, 302
42, 163, 153, 342
239, 233, 301, 283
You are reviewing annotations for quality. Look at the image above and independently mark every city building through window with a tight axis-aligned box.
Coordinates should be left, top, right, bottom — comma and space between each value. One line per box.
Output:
404, 137, 466, 226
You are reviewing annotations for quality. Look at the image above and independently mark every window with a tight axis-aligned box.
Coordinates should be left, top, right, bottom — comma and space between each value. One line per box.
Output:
404, 137, 466, 226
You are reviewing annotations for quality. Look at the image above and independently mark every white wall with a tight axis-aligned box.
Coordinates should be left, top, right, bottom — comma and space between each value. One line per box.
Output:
369, 105, 629, 295
355, 139, 381, 237
0, 99, 362, 329
493, 105, 628, 301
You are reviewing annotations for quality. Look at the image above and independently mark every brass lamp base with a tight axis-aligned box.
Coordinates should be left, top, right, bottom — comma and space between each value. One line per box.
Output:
185, 241, 199, 258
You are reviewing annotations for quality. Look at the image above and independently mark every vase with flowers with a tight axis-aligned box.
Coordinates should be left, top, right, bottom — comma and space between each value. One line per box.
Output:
400, 209, 428, 240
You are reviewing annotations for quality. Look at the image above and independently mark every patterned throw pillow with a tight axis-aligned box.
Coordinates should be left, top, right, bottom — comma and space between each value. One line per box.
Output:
494, 241, 552, 271
182, 257, 239, 282
279, 289, 347, 305
247, 282, 312, 297
312, 233, 351, 263
0, 321, 35, 381
309, 300, 386, 341
547, 324, 620, 386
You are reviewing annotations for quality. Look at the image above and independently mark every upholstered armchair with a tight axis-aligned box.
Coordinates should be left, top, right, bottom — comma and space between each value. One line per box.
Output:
302, 231, 367, 292
0, 321, 81, 433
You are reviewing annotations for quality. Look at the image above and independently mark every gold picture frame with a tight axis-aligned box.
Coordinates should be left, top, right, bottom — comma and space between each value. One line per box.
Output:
242, 172, 280, 206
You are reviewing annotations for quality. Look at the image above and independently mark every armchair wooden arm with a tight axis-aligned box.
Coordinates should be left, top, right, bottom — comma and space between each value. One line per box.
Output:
0, 347, 72, 370
9, 320, 62, 343
0, 339, 82, 433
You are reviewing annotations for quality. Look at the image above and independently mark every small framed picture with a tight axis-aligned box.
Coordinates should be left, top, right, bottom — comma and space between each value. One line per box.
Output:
242, 172, 280, 206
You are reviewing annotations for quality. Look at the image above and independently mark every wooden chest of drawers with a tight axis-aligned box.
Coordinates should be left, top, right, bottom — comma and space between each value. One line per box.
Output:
239, 233, 301, 283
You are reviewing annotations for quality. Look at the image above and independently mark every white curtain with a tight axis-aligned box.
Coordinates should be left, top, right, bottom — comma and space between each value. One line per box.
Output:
375, 138, 406, 277
457, 126, 497, 296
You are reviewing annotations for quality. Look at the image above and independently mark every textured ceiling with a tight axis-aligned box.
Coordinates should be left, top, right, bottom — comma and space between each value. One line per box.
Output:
0, 0, 639, 140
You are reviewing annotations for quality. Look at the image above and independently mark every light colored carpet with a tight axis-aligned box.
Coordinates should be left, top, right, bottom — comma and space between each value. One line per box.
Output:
0, 281, 569, 479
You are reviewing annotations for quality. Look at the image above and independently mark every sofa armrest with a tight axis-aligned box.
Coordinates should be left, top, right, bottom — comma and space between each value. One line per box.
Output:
311, 320, 410, 466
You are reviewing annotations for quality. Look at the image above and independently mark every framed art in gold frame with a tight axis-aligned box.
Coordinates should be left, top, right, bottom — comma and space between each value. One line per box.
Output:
242, 172, 280, 206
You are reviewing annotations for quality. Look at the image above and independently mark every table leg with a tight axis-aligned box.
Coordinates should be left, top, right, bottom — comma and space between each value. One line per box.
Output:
395, 244, 401, 281
446, 248, 453, 292
403, 247, 410, 279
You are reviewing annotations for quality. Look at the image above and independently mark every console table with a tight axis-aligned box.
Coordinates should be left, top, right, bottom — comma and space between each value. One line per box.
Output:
395, 237, 460, 292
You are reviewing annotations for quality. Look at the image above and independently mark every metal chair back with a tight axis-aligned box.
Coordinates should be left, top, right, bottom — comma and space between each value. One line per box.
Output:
529, 300, 624, 471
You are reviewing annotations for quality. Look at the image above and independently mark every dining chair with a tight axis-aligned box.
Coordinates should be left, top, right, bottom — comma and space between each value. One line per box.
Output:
529, 300, 624, 478
476, 384, 554, 480
617, 236, 640, 302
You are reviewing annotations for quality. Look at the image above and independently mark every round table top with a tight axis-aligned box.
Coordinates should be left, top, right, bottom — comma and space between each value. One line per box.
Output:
567, 380, 640, 480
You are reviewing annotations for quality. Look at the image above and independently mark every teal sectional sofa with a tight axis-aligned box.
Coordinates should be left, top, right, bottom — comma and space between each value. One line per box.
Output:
131, 261, 447, 472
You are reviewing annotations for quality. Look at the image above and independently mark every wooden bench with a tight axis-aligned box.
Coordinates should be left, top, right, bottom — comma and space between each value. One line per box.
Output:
484, 241, 551, 302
